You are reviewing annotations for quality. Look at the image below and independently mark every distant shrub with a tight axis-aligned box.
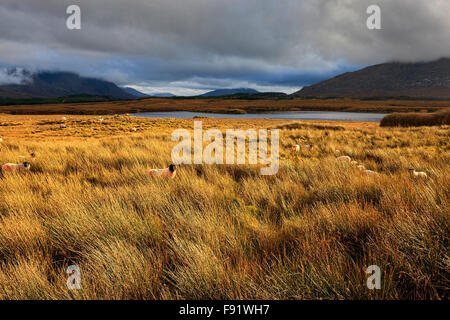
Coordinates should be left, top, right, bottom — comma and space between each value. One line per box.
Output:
0, 122, 22, 126
276, 123, 345, 131
225, 108, 247, 114
380, 109, 450, 127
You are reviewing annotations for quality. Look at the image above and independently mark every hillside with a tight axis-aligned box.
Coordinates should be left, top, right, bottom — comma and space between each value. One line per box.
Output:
0, 71, 135, 100
152, 93, 176, 97
200, 88, 259, 97
122, 87, 149, 98
294, 58, 450, 98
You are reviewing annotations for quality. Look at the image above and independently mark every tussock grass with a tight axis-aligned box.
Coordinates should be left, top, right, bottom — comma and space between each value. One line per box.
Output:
0, 117, 448, 300
381, 109, 450, 127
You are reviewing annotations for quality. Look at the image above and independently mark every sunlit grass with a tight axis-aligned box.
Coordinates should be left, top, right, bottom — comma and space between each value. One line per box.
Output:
0, 115, 448, 300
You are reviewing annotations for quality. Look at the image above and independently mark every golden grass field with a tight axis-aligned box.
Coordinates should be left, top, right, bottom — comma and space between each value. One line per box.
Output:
1, 97, 449, 115
0, 114, 448, 300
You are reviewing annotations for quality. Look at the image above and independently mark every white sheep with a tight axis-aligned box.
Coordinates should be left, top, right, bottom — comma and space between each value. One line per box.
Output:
0, 138, 3, 142
60, 124, 67, 129
337, 156, 351, 163
409, 169, 428, 178
62, 116, 67, 121
149, 164, 177, 179
98, 118, 104, 122
363, 170, 377, 176
2, 162, 31, 173
130, 127, 137, 132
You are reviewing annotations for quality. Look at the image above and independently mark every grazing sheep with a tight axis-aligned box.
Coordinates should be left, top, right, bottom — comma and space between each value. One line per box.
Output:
62, 116, 67, 121
292, 144, 300, 152
149, 164, 177, 179
337, 156, 351, 163
98, 118, 104, 122
2, 162, 31, 173
0, 138, 3, 142
130, 127, 137, 132
409, 168, 428, 178
60, 124, 67, 129
363, 170, 377, 176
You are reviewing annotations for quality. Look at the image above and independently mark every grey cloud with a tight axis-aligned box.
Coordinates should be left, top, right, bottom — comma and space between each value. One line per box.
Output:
0, 0, 449, 93
0, 67, 32, 85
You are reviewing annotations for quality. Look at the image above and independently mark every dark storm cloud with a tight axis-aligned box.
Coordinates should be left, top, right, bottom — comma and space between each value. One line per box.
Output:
0, 0, 449, 94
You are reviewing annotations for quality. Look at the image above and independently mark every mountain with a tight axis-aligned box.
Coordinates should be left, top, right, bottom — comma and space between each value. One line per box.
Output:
122, 88, 176, 98
200, 88, 260, 97
293, 58, 450, 99
0, 71, 135, 100
152, 93, 176, 97
214, 92, 289, 100
122, 87, 149, 98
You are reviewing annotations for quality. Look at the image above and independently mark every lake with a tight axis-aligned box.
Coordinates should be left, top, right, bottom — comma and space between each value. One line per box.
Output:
131, 111, 387, 122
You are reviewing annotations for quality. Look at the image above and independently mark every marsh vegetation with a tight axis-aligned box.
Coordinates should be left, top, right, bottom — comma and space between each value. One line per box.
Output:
0, 115, 448, 299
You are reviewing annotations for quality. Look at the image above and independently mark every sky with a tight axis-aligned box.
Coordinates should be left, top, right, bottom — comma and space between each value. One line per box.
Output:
0, 0, 449, 95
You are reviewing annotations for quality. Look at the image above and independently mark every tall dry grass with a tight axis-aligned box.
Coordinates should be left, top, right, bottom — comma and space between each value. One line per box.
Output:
0, 117, 448, 299
381, 109, 450, 127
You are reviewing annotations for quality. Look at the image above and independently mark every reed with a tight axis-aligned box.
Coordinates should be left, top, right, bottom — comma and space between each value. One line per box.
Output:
0, 116, 448, 300
381, 109, 450, 127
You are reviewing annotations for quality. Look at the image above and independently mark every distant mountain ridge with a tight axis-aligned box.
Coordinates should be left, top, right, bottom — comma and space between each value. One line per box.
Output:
293, 58, 450, 99
152, 93, 176, 97
121, 87, 176, 98
0, 71, 135, 100
200, 88, 259, 97
122, 87, 149, 98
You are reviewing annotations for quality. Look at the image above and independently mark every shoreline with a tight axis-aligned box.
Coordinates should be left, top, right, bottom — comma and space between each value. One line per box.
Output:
0, 97, 448, 115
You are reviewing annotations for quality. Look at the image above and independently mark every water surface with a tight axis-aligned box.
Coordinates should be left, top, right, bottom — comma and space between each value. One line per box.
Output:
132, 111, 387, 122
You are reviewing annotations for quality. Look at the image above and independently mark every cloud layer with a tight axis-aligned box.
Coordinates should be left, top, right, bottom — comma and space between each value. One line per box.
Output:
0, 68, 32, 85
0, 0, 449, 94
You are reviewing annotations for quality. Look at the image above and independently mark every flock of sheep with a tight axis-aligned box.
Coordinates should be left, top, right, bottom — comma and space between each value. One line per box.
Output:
0, 123, 429, 180
0, 115, 167, 177
60, 116, 138, 132
0, 148, 177, 178
292, 144, 428, 178
336, 155, 377, 176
